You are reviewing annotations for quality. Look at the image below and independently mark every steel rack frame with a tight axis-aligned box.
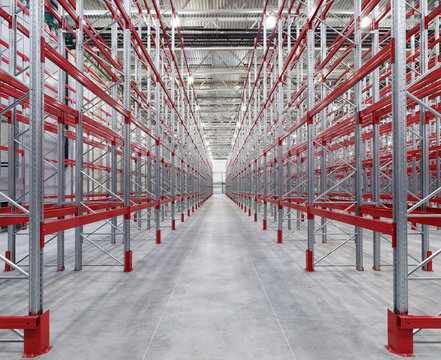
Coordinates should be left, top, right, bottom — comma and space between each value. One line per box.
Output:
226, 0, 441, 356
0, 0, 212, 356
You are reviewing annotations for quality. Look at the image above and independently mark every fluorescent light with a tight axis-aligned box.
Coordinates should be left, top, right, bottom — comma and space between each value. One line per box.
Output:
266, 14, 276, 29
241, 105, 246, 112
332, 106, 338, 111
172, 16, 180, 27
188, 75, 193, 84
360, 16, 370, 29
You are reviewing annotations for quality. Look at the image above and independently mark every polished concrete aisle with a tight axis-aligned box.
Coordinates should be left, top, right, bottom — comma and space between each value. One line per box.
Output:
1, 195, 440, 359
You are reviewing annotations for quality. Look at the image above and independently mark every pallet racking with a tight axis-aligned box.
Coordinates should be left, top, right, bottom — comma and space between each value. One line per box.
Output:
0, 0, 212, 355
226, 0, 441, 355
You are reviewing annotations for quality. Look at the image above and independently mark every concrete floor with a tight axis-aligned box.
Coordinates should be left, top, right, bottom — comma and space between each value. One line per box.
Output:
0, 195, 440, 359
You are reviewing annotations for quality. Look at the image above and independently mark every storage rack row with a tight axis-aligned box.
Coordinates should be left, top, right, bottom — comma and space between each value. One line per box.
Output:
226, 0, 441, 356
0, 0, 212, 356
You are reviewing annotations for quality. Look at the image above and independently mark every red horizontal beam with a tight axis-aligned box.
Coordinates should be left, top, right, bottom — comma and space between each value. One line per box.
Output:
399, 315, 441, 329
42, 207, 129, 235
0, 316, 38, 329
310, 42, 392, 119
42, 43, 129, 118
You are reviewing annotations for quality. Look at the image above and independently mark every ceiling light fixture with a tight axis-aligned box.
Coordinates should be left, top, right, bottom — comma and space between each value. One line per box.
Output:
188, 75, 193, 85
172, 15, 180, 27
266, 14, 277, 29
360, 16, 371, 29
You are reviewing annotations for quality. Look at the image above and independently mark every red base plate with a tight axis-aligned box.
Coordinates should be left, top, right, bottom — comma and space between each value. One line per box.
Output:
124, 250, 133, 272
384, 345, 414, 357
23, 311, 52, 358
305, 250, 313, 272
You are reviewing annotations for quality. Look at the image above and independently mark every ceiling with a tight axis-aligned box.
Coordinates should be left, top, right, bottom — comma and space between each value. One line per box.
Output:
83, 0, 388, 160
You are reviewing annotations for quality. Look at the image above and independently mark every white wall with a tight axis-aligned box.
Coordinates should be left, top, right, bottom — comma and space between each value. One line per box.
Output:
212, 159, 227, 173
212, 159, 226, 194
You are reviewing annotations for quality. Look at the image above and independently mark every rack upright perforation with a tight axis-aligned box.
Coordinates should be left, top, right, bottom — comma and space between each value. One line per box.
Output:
226, 0, 441, 356
0, 0, 212, 356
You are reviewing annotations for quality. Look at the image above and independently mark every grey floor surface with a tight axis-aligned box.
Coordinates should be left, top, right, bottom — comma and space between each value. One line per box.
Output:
0, 195, 440, 359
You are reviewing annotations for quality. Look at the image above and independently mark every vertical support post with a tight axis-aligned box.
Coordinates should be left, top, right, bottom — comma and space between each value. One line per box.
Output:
372, 4, 381, 270
419, 0, 430, 270
146, 21, 152, 231
296, 16, 302, 230
253, 49, 258, 222
25, 0, 51, 355
171, 18, 176, 230
135, 23, 142, 228
248, 79, 252, 217
74, 0, 84, 271
286, 15, 292, 231
7, 0, 17, 267
305, 0, 315, 272
319, 8, 327, 244
110, 19, 118, 242
154, 18, 161, 244
263, 15, 268, 230
271, 52, 276, 223
23, 1, 51, 357
123, 0, 132, 272
57, 5, 65, 270
277, 0, 284, 244
190, 92, 195, 214
354, 0, 364, 271
29, 0, 44, 317
410, 18, 418, 205
180, 55, 185, 223
160, 63, 166, 223
387, 0, 410, 355
187, 83, 191, 217
436, 1, 441, 219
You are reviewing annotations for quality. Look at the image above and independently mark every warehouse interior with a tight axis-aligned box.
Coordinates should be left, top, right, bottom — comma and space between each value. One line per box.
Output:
1, 0, 441, 358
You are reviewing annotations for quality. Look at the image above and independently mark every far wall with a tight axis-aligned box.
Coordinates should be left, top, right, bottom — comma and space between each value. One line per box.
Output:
212, 159, 226, 194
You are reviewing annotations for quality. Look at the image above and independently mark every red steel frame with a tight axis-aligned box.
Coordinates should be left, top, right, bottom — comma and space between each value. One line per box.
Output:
226, 0, 441, 356
0, 0, 212, 356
